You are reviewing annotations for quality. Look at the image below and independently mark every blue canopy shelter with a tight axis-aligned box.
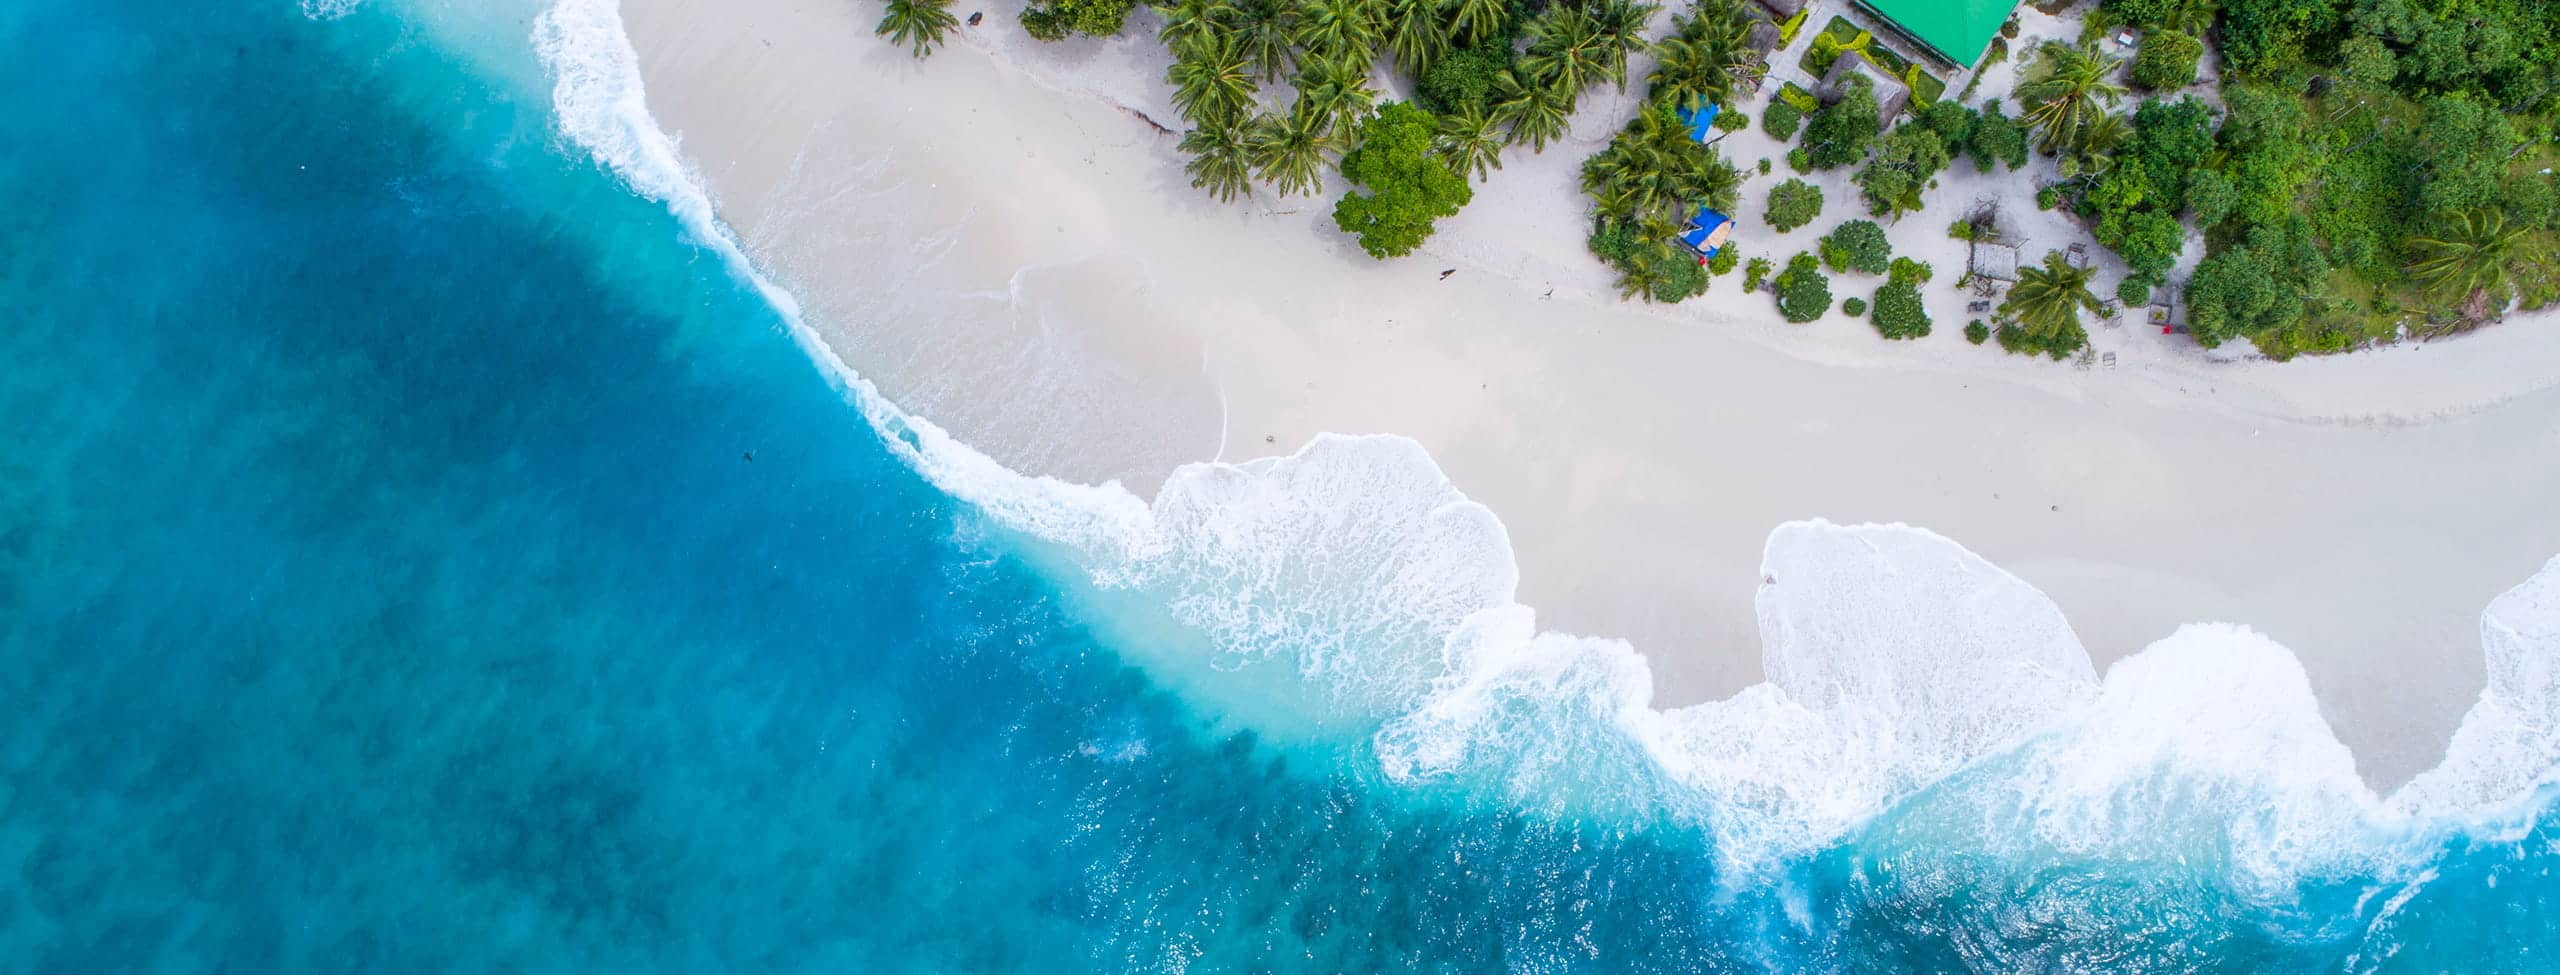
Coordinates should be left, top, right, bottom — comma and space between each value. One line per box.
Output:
1677, 208, 1734, 260
1680, 104, 1722, 142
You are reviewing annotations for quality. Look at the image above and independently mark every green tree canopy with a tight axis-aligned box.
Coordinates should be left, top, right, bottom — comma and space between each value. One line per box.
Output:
1334, 102, 1476, 258
1804, 76, 1882, 169
1763, 177, 1824, 231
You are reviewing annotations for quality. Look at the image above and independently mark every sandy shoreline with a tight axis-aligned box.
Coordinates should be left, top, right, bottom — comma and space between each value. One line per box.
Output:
616, 0, 2560, 786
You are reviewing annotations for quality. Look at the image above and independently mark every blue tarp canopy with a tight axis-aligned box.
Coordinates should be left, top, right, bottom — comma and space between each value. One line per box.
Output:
1678, 208, 1734, 258
1680, 104, 1721, 142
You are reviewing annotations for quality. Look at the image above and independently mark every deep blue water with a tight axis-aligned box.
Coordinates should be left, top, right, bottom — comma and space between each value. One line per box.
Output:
3, 1, 2556, 971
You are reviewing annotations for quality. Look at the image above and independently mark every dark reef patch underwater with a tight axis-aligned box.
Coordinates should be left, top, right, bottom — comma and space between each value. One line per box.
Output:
2, 0, 2556, 971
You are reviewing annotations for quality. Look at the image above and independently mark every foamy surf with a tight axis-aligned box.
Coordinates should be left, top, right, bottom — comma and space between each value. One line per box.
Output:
528, 0, 2560, 890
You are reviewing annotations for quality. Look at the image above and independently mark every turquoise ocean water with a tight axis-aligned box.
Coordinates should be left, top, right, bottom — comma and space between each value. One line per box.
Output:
4, 0, 2558, 971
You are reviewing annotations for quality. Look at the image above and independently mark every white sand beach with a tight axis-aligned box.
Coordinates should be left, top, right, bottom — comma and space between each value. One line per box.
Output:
614, 0, 2560, 786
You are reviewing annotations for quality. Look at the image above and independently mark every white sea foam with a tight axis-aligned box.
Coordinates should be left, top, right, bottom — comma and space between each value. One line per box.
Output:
533, 0, 2560, 887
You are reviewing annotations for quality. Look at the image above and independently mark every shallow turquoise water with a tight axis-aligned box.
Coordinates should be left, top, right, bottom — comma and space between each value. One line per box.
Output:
3, 1, 2556, 971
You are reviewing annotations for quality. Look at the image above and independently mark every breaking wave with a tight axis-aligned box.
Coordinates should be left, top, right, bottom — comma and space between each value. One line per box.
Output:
530, 0, 2560, 894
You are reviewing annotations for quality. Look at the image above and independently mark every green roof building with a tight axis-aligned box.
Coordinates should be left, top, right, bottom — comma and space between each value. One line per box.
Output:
1854, 0, 2015, 68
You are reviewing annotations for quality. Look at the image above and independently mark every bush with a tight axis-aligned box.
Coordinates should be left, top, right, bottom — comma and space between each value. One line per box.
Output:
1762, 100, 1803, 140
1773, 253, 1833, 322
1947, 219, 1977, 241
1996, 321, 2088, 359
1019, 0, 1136, 39
1787, 148, 1811, 172
2035, 185, 2062, 210
1650, 253, 1710, 303
1778, 83, 1822, 114
1820, 219, 1891, 274
1889, 256, 1933, 285
2116, 277, 2152, 306
1871, 280, 1931, 338
1743, 256, 1774, 292
1587, 220, 1643, 267
1842, 296, 1868, 316
1715, 109, 1749, 132
1709, 244, 1740, 276
1965, 319, 1992, 344
1757, 157, 1773, 174
1417, 42, 1511, 114
2130, 29, 2203, 91
1764, 178, 1825, 231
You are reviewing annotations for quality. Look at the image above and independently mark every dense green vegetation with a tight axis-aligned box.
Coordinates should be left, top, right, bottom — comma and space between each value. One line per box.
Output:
2076, 0, 2560, 355
1580, 0, 1761, 300
1334, 102, 1475, 257
1022, 0, 1142, 40
1803, 75, 1883, 169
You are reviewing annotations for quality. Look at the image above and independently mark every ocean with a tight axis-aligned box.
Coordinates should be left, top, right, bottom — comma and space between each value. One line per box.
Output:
3, 0, 2556, 971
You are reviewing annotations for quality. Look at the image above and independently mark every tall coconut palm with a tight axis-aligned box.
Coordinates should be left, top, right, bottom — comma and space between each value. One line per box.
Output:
1292, 0, 1381, 68
1167, 33, 1259, 126
1293, 54, 1378, 141
1156, 0, 1236, 49
2406, 208, 2548, 324
1447, 0, 1507, 46
2013, 41, 2127, 155
1246, 104, 1338, 196
2000, 250, 2104, 339
1588, 0, 1661, 92
1233, 0, 1297, 82
1435, 102, 1506, 180
1519, 7, 1610, 99
1181, 122, 1256, 202
1491, 67, 1573, 150
1648, 16, 1747, 113
875, 0, 958, 59
1383, 0, 1451, 77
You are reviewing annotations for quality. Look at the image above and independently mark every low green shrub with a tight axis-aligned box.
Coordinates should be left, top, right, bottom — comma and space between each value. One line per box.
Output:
1965, 319, 1991, 344
1820, 219, 1891, 274
1762, 100, 1803, 140
1764, 178, 1825, 231
2116, 277, 2152, 306
1774, 253, 1833, 322
1871, 280, 1931, 338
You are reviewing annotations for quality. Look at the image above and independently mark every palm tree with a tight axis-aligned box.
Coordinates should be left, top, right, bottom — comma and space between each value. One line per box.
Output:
875, 0, 958, 59
1491, 67, 1573, 151
2406, 208, 2548, 324
1648, 16, 1747, 113
1519, 8, 1609, 99
1588, 0, 1661, 92
1294, 54, 1378, 141
1181, 122, 1256, 202
1167, 33, 1258, 126
2000, 251, 2104, 339
1233, 0, 1297, 82
1156, 0, 1236, 49
1383, 0, 1451, 77
1246, 104, 1338, 196
1447, 0, 1506, 46
1616, 249, 1667, 300
2013, 41, 2127, 155
1293, 0, 1381, 68
1435, 102, 1506, 181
